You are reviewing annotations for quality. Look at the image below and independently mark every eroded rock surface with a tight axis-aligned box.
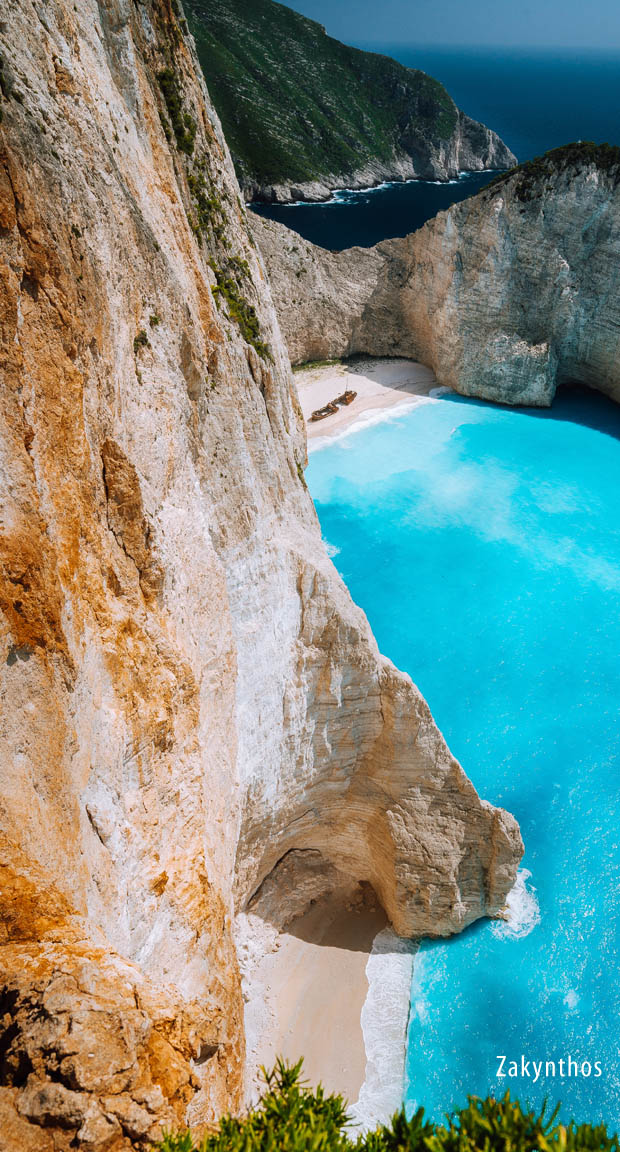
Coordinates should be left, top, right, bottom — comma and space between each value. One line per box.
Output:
254, 146, 620, 407
0, 1, 521, 1145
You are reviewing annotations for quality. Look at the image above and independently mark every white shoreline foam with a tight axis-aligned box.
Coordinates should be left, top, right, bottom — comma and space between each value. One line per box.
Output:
248, 168, 499, 209
491, 868, 541, 940
309, 396, 435, 453
348, 928, 418, 1133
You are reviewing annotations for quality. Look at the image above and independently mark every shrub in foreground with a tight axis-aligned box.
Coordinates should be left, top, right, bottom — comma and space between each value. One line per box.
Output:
158, 1059, 619, 1152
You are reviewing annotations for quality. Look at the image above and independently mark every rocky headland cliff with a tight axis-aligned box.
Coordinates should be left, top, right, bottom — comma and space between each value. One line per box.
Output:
0, 3, 522, 1148
184, 0, 516, 203
253, 143, 620, 406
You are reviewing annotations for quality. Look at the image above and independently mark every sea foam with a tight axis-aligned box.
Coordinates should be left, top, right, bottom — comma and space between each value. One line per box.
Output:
347, 929, 418, 1133
308, 397, 433, 454
323, 539, 341, 557
491, 868, 541, 940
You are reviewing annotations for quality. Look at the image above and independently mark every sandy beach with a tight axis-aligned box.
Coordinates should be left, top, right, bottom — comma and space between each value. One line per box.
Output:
237, 889, 417, 1130
295, 357, 438, 445
239, 893, 386, 1107
233, 359, 432, 1125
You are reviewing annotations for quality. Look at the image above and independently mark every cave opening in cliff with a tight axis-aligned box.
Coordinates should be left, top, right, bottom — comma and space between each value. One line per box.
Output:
246, 847, 388, 941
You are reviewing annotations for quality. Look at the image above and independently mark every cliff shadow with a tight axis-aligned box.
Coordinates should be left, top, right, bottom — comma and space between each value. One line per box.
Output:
440, 382, 620, 441
245, 849, 398, 952
282, 885, 388, 953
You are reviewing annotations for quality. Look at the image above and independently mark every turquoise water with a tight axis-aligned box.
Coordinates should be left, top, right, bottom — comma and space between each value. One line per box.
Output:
306, 388, 620, 1127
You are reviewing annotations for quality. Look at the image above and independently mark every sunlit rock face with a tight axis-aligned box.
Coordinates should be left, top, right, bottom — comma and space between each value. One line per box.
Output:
254, 147, 620, 408
0, 2, 521, 1147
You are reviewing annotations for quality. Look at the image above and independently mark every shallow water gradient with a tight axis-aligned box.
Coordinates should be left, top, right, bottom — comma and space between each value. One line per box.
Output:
306, 388, 620, 1127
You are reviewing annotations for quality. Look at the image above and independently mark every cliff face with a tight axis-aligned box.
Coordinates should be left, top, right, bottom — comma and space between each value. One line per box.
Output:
0, 3, 521, 1148
254, 145, 620, 406
185, 0, 516, 203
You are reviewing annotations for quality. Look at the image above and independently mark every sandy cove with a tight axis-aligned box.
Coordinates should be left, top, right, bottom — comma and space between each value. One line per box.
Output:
236, 888, 418, 1130
294, 357, 438, 445
239, 894, 386, 1103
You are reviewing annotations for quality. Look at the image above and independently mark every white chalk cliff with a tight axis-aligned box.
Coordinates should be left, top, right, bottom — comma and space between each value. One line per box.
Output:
0, 3, 522, 1148
254, 145, 620, 406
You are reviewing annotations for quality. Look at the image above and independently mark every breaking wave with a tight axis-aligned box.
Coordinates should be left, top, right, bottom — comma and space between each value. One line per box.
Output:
491, 868, 541, 940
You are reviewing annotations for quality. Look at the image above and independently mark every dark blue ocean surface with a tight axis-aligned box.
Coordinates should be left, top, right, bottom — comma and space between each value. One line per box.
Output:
307, 387, 620, 1127
250, 172, 492, 250
377, 46, 620, 171
251, 48, 620, 249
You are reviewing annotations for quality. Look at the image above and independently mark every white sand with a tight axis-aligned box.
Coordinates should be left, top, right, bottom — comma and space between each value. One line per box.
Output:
237, 892, 417, 1131
294, 357, 437, 447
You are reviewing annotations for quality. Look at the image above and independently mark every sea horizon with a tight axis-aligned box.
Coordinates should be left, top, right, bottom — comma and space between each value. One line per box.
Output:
253, 42, 620, 247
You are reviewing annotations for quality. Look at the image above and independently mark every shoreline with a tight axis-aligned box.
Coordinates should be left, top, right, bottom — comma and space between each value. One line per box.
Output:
348, 929, 418, 1132
246, 168, 503, 209
236, 890, 417, 1131
295, 358, 440, 451
229, 361, 436, 1128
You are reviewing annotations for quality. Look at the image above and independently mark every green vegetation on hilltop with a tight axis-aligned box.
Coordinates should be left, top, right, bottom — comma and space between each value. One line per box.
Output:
159, 1059, 618, 1152
486, 141, 620, 202
184, 0, 459, 193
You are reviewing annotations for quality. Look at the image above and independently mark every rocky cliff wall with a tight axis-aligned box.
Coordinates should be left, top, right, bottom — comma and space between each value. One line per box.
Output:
0, 3, 521, 1148
243, 108, 516, 205
253, 146, 620, 406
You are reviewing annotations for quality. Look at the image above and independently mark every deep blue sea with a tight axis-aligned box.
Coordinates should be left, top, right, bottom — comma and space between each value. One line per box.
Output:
306, 388, 620, 1127
251, 47, 620, 248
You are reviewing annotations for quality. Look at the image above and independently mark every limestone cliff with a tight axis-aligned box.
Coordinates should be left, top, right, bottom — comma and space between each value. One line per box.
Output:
253, 144, 620, 406
0, 3, 521, 1148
